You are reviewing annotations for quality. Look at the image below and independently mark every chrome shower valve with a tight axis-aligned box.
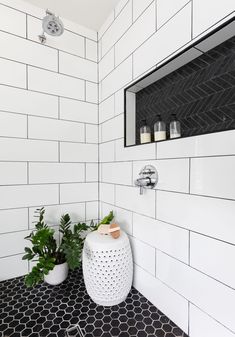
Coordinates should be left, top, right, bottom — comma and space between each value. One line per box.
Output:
134, 165, 158, 195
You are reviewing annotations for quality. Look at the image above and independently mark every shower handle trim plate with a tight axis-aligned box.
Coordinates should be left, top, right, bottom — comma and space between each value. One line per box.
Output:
134, 165, 158, 195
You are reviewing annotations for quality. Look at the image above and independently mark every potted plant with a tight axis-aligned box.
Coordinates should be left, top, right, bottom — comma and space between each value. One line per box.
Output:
22, 208, 114, 287
22, 207, 94, 287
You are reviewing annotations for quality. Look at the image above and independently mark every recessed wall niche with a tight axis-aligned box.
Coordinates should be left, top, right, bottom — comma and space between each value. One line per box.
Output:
124, 18, 235, 147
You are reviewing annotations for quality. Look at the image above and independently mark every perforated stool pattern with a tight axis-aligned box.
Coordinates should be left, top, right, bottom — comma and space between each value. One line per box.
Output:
82, 230, 133, 306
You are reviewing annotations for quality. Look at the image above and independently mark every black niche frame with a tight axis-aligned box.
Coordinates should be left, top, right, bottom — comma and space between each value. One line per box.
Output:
124, 16, 235, 148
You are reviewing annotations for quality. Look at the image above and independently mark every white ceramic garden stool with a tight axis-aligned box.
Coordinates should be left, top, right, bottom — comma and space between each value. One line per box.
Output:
82, 230, 133, 306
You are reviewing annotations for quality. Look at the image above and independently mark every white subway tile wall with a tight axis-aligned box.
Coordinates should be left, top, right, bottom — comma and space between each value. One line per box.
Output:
99, 95, 115, 123
157, 0, 190, 29
189, 304, 235, 337
0, 0, 234, 336
133, 3, 192, 79
0, 0, 98, 282
60, 183, 98, 204
99, 48, 115, 81
133, 0, 153, 21
0, 58, 27, 88
98, 0, 235, 335
28, 67, 85, 100
115, 2, 156, 66
29, 203, 86, 227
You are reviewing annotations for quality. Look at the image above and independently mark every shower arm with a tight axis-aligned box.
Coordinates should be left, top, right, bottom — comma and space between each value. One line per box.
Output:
38, 31, 46, 44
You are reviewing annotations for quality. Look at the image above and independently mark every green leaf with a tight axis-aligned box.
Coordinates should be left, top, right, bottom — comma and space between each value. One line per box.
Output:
99, 211, 114, 225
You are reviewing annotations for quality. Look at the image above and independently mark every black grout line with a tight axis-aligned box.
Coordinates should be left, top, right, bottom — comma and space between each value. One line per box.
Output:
85, 201, 87, 221
26, 64, 28, 90
0, 159, 99, 164
58, 96, 60, 119
99, 0, 189, 65
188, 158, 191, 193
0, 252, 26, 259
58, 183, 60, 204
84, 163, 87, 182
155, 189, 157, 219
97, 41, 101, 222
101, 152, 235, 162
98, 0, 130, 41
26, 115, 29, 139
131, 0, 134, 23
155, 247, 157, 277
0, 134, 101, 145
84, 123, 87, 143
27, 207, 30, 230
56, 47, 98, 65
157, 1, 192, 31
27, 162, 29, 184
155, 0, 158, 32
58, 141, 60, 162
29, 62, 98, 85
84, 38, 86, 59
100, 136, 124, 144
0, 109, 98, 126
188, 301, 190, 336
188, 231, 191, 266
0, 200, 99, 213
0, 81, 98, 106
0, 181, 99, 189
131, 54, 134, 80
100, 111, 123, 125
25, 13, 28, 39
57, 50, 59, 73
114, 184, 116, 206
189, 303, 235, 335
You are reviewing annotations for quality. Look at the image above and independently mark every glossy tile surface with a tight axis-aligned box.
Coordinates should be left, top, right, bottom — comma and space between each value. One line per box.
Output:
0, 268, 188, 337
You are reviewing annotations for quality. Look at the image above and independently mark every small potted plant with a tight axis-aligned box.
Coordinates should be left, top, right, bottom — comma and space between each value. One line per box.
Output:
22, 207, 93, 287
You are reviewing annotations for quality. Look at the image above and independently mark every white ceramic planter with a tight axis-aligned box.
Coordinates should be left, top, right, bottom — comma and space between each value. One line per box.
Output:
44, 262, 68, 286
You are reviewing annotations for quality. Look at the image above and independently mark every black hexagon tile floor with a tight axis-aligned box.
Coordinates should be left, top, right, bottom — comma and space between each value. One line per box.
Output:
0, 268, 188, 337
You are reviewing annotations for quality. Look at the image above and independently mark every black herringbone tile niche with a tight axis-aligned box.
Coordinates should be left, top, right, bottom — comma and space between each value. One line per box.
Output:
136, 36, 235, 145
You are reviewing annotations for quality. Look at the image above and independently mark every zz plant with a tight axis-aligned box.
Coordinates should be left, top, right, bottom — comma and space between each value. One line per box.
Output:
23, 208, 114, 287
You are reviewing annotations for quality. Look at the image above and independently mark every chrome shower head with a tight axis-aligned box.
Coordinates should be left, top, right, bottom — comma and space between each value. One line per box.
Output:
39, 9, 64, 43
42, 10, 64, 36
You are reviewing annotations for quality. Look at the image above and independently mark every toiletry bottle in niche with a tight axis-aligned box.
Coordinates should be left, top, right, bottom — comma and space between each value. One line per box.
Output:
140, 119, 151, 144
170, 114, 181, 139
154, 114, 166, 141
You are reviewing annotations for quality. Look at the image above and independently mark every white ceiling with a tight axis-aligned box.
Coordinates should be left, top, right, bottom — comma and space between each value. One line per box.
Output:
24, 0, 120, 31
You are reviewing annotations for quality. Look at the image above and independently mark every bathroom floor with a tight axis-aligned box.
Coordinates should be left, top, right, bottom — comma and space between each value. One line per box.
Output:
0, 268, 188, 337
